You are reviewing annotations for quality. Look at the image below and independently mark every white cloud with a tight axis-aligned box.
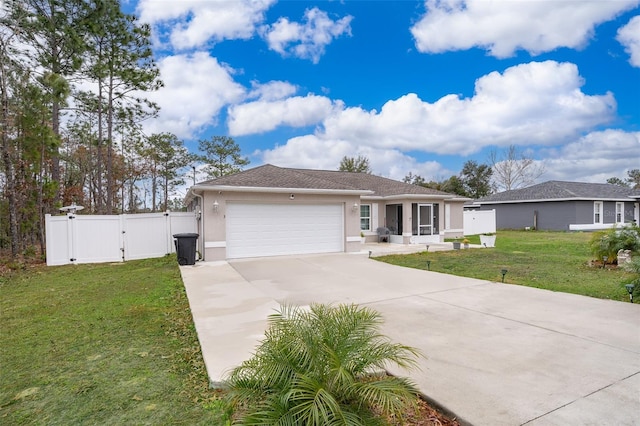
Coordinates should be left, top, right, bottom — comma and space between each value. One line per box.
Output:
144, 52, 245, 138
247, 80, 298, 101
258, 135, 450, 181
137, 0, 275, 50
617, 15, 640, 67
257, 129, 640, 186
259, 135, 352, 170
319, 61, 615, 155
540, 129, 640, 182
411, 0, 640, 58
228, 95, 339, 135
254, 60, 624, 182
261, 7, 353, 63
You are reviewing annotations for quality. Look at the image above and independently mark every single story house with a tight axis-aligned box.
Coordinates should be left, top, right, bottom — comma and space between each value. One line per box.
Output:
185, 164, 469, 261
472, 180, 640, 231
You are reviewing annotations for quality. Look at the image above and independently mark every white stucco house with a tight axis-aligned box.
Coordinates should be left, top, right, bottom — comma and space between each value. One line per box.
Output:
185, 164, 469, 261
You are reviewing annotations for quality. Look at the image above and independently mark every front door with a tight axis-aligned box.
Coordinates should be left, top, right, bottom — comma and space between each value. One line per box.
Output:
385, 204, 403, 235
418, 204, 432, 235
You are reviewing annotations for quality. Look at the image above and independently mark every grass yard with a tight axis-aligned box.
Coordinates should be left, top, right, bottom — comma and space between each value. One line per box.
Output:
0, 256, 224, 425
379, 230, 635, 302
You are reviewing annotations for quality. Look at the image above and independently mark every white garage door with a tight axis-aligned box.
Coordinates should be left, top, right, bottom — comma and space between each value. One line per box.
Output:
226, 203, 344, 259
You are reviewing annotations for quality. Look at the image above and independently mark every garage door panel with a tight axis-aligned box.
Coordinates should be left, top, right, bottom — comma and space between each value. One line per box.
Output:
226, 203, 344, 259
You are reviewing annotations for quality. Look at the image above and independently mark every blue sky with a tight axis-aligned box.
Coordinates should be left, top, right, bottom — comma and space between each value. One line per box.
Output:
131, 0, 640, 188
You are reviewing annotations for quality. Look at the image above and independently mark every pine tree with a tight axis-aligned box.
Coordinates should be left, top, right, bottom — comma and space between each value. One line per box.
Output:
4, 0, 90, 207
198, 136, 250, 179
339, 155, 372, 173
82, 0, 161, 212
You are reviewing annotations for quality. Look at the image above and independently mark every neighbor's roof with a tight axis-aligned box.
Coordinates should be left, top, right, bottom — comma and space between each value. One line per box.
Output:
474, 181, 640, 204
191, 164, 462, 199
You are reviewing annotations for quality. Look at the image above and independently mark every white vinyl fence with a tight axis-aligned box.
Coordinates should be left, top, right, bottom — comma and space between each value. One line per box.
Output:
464, 209, 496, 236
45, 212, 197, 266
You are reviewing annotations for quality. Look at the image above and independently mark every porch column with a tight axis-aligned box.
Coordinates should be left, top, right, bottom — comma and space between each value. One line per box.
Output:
402, 200, 413, 244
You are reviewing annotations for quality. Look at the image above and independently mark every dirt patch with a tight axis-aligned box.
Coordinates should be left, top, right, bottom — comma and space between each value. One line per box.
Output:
385, 397, 461, 425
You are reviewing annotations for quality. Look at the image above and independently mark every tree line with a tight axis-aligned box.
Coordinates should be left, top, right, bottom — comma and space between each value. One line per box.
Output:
339, 145, 546, 198
339, 151, 639, 198
0, 1, 249, 258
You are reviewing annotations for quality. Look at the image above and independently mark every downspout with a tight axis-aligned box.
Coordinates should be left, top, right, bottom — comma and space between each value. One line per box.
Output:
188, 187, 205, 261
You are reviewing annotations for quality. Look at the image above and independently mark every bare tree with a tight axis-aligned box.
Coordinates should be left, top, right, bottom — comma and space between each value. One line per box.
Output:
489, 145, 545, 192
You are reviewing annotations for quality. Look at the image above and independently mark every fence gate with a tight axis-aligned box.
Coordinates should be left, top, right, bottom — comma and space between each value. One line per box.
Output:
45, 212, 197, 266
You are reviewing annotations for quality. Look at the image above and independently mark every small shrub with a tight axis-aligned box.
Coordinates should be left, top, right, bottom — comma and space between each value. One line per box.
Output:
23, 245, 37, 257
623, 256, 640, 275
204, 398, 232, 425
224, 303, 421, 425
589, 224, 640, 263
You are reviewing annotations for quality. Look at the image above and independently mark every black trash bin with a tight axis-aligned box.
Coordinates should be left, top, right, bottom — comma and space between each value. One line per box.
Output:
173, 233, 199, 265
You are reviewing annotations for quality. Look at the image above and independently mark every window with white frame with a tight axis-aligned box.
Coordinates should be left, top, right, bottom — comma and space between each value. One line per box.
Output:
360, 204, 371, 231
594, 201, 603, 224
616, 202, 624, 223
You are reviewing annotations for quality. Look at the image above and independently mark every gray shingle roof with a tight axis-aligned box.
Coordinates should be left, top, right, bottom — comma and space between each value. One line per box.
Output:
290, 168, 453, 197
197, 164, 358, 191
197, 164, 457, 198
475, 181, 640, 204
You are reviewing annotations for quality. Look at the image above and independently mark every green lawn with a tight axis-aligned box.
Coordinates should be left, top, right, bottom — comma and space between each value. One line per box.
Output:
0, 256, 225, 425
379, 231, 635, 302
0, 233, 634, 423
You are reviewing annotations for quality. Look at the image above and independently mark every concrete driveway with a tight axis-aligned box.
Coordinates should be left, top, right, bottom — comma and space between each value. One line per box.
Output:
179, 252, 640, 426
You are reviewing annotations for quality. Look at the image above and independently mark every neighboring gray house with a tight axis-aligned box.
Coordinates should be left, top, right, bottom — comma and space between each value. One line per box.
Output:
185, 164, 469, 260
473, 181, 640, 231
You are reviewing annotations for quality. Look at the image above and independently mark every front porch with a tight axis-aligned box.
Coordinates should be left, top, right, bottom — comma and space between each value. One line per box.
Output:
385, 202, 444, 244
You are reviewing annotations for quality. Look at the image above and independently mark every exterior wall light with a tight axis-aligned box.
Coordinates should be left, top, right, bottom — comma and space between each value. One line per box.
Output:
352, 203, 359, 212
213, 200, 219, 212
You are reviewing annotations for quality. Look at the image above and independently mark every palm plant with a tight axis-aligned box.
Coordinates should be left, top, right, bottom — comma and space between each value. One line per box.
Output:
589, 223, 640, 263
224, 303, 422, 425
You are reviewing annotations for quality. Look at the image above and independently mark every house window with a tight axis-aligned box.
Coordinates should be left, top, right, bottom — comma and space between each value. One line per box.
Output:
594, 201, 603, 224
360, 204, 371, 231
616, 202, 624, 223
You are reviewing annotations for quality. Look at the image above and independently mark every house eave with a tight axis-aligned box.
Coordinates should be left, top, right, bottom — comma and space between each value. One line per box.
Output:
473, 197, 635, 205
191, 184, 373, 196
362, 194, 458, 201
